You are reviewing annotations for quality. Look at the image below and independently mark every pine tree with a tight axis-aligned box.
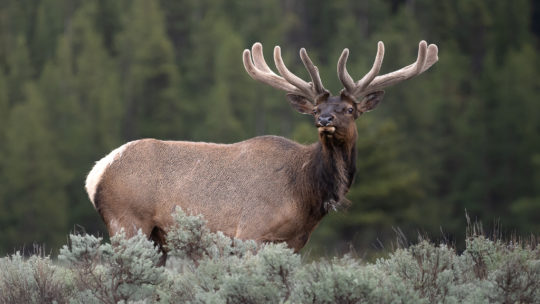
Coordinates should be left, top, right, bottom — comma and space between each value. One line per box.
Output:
4, 36, 34, 105
0, 82, 70, 255
0, 71, 8, 130
116, 0, 183, 140
0, 71, 8, 213
482, 44, 540, 228
37, 1, 124, 233
29, 0, 65, 73
191, 18, 247, 142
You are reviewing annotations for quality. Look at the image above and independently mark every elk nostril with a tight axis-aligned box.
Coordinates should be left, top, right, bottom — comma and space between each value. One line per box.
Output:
318, 116, 332, 127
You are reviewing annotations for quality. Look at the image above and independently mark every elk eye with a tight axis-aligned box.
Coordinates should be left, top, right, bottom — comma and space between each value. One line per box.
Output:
347, 107, 354, 114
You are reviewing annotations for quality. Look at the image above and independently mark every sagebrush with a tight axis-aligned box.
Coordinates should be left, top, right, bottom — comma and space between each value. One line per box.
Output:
1, 210, 539, 303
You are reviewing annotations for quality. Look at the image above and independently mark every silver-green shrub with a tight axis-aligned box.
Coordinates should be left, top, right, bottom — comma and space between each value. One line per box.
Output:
291, 255, 381, 303
58, 230, 165, 303
0, 252, 72, 303
164, 208, 300, 303
2, 210, 540, 303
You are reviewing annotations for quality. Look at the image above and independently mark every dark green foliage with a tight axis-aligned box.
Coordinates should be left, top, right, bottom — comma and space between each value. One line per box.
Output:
0, 83, 70, 252
116, 0, 182, 140
0, 0, 539, 257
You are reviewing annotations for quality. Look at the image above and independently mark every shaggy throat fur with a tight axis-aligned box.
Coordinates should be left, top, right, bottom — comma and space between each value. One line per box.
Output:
309, 141, 356, 213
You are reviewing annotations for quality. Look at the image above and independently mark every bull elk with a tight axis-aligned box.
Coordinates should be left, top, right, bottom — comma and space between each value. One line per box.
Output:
85, 40, 438, 263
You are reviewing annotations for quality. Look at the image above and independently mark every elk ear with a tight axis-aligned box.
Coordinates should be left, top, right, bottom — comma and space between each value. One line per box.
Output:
286, 94, 314, 115
356, 91, 385, 113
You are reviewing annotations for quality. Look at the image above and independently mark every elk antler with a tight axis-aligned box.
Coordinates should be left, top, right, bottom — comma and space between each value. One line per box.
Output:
337, 40, 438, 100
243, 43, 329, 102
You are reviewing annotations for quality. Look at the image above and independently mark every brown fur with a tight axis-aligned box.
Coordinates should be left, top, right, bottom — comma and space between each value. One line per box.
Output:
93, 134, 355, 253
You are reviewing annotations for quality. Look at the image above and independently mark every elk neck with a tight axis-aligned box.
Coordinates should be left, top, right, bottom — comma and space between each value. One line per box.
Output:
297, 129, 358, 218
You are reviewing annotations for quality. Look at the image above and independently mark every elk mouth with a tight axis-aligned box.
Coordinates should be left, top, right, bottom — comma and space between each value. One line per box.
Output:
318, 126, 336, 135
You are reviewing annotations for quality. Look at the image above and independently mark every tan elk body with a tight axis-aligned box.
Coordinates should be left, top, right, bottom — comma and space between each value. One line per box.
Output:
86, 41, 438, 262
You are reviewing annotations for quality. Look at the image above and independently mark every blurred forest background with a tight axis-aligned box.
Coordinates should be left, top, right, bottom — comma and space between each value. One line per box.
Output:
0, 0, 539, 257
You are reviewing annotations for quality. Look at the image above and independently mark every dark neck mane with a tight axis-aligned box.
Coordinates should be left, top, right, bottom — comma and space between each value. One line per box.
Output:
305, 139, 357, 215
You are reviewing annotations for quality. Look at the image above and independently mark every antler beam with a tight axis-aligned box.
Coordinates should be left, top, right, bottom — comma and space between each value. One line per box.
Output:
243, 43, 328, 102
338, 40, 438, 99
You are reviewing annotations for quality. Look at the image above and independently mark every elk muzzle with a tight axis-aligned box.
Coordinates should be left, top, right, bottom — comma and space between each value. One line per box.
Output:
317, 114, 334, 127
317, 115, 335, 134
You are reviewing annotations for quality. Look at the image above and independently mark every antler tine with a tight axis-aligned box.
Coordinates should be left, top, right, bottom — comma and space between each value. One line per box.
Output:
337, 48, 355, 93
251, 42, 273, 73
421, 43, 439, 73
354, 41, 385, 95
243, 44, 303, 95
347, 40, 438, 97
299, 48, 326, 95
363, 40, 429, 93
273, 46, 316, 100
243, 42, 331, 102
413, 40, 428, 74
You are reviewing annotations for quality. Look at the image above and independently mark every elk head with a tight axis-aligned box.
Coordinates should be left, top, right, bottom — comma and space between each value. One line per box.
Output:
243, 41, 439, 145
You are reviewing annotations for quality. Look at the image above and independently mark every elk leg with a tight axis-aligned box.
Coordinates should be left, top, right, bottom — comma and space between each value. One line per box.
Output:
150, 226, 168, 266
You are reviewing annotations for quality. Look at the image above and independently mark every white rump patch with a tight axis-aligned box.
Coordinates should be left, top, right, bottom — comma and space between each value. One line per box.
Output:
85, 141, 137, 208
